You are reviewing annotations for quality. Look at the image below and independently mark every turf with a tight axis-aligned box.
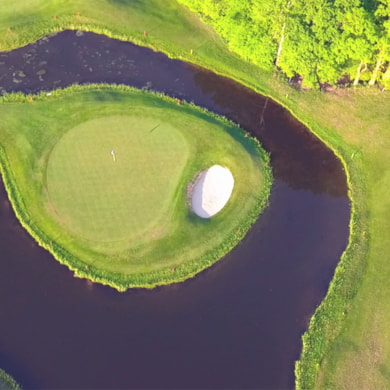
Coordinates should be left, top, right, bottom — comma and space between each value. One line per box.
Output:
0, 85, 271, 290
46, 115, 189, 242
1, 0, 390, 387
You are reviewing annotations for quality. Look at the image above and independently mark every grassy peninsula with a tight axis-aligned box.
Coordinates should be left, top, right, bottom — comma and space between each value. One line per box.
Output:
0, 0, 390, 388
0, 85, 271, 291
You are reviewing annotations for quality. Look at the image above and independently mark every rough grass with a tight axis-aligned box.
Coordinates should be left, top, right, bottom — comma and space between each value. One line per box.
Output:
293, 88, 390, 389
0, 84, 271, 291
1, 0, 390, 387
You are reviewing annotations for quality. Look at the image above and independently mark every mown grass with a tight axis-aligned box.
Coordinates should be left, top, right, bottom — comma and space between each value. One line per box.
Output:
293, 88, 390, 389
0, 369, 21, 390
1, 0, 390, 387
46, 115, 189, 243
0, 84, 271, 291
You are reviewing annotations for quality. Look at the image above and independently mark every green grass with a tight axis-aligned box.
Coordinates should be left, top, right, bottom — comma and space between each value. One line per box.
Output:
0, 85, 271, 291
293, 89, 390, 389
46, 115, 189, 243
0, 369, 21, 390
1, 0, 390, 387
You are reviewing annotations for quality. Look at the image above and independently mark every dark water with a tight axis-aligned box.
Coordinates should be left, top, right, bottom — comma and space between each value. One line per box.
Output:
0, 31, 350, 389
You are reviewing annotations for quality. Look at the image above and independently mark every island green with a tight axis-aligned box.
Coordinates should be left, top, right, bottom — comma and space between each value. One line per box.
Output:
0, 86, 271, 291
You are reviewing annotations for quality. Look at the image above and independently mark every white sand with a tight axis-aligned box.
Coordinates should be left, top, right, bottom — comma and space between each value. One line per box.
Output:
190, 165, 234, 218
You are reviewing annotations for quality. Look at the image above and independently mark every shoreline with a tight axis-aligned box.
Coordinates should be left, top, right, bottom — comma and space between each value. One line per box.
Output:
0, 84, 272, 291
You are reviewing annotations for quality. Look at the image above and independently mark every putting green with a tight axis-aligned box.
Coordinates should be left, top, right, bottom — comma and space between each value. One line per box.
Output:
46, 115, 189, 242
0, 86, 272, 290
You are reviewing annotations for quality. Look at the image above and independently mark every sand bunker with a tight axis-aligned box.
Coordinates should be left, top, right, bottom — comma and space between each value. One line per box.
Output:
191, 165, 234, 218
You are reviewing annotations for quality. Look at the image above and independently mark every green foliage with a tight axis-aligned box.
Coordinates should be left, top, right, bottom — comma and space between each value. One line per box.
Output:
179, 0, 277, 68
178, 0, 390, 88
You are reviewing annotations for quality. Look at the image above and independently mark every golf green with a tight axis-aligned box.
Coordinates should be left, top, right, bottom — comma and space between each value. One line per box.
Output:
47, 115, 189, 242
0, 86, 271, 290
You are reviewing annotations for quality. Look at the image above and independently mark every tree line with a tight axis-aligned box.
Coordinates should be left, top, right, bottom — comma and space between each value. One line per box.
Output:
178, 0, 390, 89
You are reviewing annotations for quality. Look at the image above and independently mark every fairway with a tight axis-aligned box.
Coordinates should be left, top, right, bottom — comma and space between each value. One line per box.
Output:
47, 115, 189, 242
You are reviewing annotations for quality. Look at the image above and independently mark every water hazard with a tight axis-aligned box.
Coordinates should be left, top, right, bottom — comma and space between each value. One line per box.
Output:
0, 31, 350, 389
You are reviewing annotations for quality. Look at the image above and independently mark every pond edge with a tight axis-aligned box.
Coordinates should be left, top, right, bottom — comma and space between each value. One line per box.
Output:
0, 84, 272, 292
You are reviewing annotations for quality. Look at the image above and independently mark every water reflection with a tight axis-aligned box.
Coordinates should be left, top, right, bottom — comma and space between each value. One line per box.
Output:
190, 66, 347, 196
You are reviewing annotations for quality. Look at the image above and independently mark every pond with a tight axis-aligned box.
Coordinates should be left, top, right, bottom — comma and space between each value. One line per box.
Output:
0, 30, 350, 389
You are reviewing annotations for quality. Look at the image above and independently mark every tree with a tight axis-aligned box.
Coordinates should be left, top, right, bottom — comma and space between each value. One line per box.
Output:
334, 0, 377, 86
178, 0, 390, 88
250, 0, 294, 67
370, 0, 390, 86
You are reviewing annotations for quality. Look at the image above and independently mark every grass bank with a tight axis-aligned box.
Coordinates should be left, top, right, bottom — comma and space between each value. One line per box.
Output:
0, 369, 21, 390
1, 0, 390, 387
0, 84, 271, 291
